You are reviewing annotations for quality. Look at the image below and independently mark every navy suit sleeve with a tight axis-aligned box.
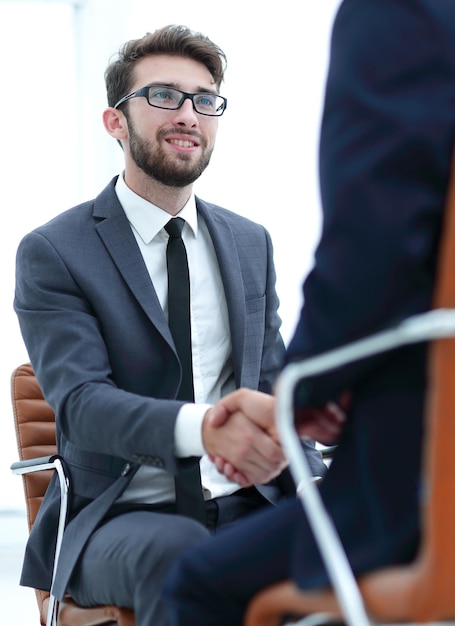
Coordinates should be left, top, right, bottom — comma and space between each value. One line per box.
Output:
287, 0, 455, 404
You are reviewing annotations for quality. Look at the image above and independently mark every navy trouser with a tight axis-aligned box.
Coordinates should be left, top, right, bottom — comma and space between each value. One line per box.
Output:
163, 498, 302, 626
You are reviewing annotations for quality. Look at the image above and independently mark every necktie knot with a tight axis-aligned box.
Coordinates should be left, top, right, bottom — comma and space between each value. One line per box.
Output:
165, 217, 185, 239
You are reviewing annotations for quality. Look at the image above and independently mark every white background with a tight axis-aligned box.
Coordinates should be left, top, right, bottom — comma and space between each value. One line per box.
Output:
0, 0, 341, 510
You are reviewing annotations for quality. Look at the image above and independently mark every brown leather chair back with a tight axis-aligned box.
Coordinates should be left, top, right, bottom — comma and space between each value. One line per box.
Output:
11, 363, 135, 626
12, 363, 56, 624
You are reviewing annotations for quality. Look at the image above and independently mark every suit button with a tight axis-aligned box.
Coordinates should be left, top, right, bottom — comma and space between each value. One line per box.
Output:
121, 463, 131, 476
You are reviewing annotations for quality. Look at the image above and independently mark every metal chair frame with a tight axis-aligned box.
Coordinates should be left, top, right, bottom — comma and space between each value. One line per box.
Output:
11, 455, 69, 626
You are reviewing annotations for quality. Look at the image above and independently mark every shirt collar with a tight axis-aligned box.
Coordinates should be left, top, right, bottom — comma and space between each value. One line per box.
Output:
115, 173, 198, 244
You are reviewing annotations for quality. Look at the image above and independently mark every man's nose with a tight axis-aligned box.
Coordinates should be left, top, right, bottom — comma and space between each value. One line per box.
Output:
173, 97, 198, 125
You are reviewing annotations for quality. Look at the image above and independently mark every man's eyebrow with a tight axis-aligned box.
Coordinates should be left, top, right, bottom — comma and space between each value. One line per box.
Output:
146, 82, 219, 94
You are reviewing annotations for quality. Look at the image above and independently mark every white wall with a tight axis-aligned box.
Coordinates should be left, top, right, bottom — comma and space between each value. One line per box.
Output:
0, 0, 340, 509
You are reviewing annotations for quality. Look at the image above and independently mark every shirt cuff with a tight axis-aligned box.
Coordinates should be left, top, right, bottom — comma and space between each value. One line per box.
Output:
174, 403, 213, 457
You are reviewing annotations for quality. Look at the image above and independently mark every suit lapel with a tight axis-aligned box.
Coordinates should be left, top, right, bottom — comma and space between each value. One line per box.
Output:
92, 180, 174, 347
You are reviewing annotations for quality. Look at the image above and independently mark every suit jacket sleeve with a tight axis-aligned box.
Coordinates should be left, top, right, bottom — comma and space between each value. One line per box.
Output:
258, 227, 286, 393
287, 0, 455, 405
14, 228, 184, 475
255, 225, 327, 477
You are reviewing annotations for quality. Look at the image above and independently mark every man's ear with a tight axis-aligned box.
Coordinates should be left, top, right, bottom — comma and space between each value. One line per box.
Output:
103, 107, 128, 141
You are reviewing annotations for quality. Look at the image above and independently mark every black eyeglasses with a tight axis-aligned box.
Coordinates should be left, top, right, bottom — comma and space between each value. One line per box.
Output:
113, 84, 227, 117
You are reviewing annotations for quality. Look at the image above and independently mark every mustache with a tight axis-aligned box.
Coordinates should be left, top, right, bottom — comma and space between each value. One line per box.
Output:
158, 128, 206, 148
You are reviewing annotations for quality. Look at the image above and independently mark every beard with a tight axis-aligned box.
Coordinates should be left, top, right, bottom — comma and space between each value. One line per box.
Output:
128, 123, 214, 187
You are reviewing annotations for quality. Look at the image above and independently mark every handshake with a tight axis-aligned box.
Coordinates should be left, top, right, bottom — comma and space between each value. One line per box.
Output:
201, 388, 347, 487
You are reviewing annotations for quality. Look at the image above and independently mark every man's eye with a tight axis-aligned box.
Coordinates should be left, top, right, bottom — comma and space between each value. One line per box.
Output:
151, 89, 173, 101
196, 94, 215, 107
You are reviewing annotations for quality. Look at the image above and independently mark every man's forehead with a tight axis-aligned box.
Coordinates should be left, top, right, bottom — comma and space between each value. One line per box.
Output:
132, 54, 216, 90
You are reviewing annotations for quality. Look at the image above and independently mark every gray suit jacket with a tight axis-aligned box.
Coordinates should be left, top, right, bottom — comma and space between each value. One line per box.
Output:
14, 177, 326, 597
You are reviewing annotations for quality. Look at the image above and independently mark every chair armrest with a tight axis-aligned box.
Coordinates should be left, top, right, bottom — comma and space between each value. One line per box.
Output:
11, 455, 60, 474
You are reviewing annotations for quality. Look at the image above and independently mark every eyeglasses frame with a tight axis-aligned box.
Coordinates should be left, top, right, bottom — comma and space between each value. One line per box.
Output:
113, 84, 227, 117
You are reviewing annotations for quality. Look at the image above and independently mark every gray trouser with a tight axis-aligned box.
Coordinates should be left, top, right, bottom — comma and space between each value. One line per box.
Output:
67, 489, 269, 626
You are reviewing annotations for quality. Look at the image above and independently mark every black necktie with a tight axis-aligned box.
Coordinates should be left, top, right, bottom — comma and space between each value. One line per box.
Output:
165, 217, 206, 523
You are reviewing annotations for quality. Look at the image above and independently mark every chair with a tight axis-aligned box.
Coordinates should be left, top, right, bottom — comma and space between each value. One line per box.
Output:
245, 163, 455, 626
10, 362, 136, 626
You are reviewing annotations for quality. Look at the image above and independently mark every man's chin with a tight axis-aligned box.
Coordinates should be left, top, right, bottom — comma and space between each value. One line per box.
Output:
153, 170, 202, 187
151, 161, 208, 187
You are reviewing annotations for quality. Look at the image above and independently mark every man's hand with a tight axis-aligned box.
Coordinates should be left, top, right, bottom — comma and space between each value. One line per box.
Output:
202, 389, 287, 487
294, 392, 350, 445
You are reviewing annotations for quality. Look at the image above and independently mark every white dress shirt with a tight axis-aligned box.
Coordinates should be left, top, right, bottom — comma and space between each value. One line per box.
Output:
114, 174, 240, 504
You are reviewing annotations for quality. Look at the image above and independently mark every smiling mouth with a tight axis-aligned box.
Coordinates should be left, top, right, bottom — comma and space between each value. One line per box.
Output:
168, 138, 198, 148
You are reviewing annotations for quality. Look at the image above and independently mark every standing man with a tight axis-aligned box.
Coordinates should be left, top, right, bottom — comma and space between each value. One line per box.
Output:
163, 1, 455, 625
14, 25, 326, 626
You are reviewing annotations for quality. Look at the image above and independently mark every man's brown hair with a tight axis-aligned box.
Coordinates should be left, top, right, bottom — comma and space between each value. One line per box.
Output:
105, 25, 227, 109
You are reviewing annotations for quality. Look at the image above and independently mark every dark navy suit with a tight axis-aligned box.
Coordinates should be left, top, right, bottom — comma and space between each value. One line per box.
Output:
163, 1, 455, 624
14, 178, 326, 624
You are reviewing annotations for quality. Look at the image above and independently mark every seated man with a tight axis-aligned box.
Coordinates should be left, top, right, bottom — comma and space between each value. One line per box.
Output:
13, 24, 326, 626
163, 1, 455, 625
